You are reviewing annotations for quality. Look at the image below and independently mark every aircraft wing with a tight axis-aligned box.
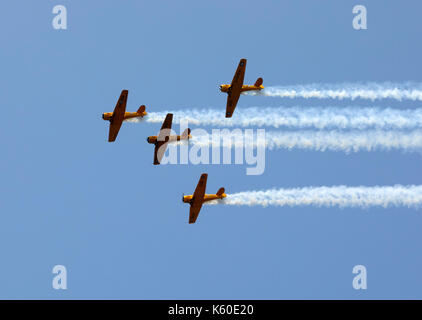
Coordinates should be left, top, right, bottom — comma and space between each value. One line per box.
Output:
108, 90, 128, 142
226, 59, 246, 118
153, 113, 173, 164
160, 113, 173, 131
226, 90, 241, 118
189, 173, 208, 224
157, 113, 173, 141
153, 141, 167, 165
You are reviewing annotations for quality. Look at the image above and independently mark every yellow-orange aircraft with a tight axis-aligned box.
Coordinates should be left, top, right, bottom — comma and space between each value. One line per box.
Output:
220, 58, 264, 118
147, 113, 191, 165
183, 173, 227, 224
102, 90, 148, 142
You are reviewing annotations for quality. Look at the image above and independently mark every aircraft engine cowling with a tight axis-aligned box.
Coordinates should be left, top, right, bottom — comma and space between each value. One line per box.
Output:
220, 85, 230, 93
102, 113, 112, 121
147, 136, 157, 144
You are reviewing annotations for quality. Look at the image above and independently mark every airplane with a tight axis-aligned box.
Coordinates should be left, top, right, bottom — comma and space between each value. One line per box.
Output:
220, 58, 264, 118
102, 90, 148, 142
146, 113, 191, 165
182, 173, 227, 224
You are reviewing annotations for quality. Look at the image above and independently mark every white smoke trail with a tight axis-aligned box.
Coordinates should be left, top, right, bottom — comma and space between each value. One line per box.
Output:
243, 82, 422, 101
138, 107, 422, 130
207, 185, 422, 208
190, 130, 422, 153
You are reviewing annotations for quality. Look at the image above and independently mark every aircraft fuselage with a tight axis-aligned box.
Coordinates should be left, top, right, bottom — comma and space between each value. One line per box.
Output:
102, 111, 147, 121
146, 134, 191, 144
219, 84, 264, 93
183, 193, 227, 204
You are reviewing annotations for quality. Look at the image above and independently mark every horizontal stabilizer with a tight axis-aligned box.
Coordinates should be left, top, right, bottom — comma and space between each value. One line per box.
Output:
254, 77, 263, 87
137, 105, 146, 113
182, 128, 191, 138
216, 187, 225, 197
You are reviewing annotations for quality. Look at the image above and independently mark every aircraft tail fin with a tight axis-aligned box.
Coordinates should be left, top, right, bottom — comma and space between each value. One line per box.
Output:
182, 128, 191, 138
254, 77, 263, 87
216, 187, 225, 197
137, 105, 146, 113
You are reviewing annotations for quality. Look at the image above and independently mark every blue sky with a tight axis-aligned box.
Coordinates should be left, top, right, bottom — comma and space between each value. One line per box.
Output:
1, 0, 422, 299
